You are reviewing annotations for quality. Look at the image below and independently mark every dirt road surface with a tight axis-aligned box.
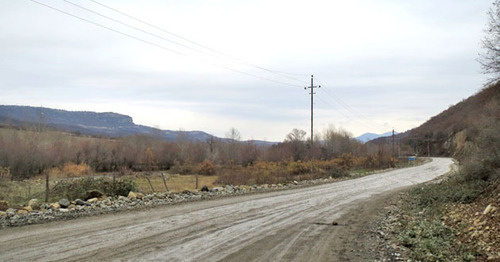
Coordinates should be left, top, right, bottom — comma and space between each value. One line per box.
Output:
0, 158, 453, 261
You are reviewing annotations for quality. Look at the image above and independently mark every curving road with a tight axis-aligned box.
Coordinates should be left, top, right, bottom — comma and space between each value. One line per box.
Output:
0, 158, 453, 261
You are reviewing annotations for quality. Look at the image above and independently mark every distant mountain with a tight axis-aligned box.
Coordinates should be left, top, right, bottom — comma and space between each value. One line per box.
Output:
356, 131, 397, 143
0, 105, 216, 142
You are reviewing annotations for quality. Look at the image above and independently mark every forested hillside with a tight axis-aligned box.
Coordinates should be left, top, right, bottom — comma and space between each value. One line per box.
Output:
403, 83, 499, 159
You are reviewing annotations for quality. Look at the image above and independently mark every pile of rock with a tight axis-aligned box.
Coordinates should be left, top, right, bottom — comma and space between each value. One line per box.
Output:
0, 176, 337, 228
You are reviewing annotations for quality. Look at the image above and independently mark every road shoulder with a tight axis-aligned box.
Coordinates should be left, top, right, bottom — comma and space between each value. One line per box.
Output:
325, 188, 407, 261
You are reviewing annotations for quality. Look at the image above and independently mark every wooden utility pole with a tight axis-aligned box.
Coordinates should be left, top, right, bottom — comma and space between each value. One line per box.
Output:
305, 75, 320, 173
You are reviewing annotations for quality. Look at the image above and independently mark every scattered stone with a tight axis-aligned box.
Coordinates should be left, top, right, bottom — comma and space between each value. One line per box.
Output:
28, 199, 41, 210
0, 211, 6, 217
483, 204, 494, 215
332, 221, 339, 226
86, 190, 104, 200
50, 203, 61, 209
118, 196, 130, 202
23, 206, 33, 212
225, 185, 235, 193
75, 199, 90, 206
128, 191, 137, 200
212, 187, 224, 192
59, 199, 70, 208
0, 200, 9, 211
293, 180, 299, 185
87, 198, 99, 204
17, 209, 28, 214
136, 193, 145, 199
59, 208, 69, 213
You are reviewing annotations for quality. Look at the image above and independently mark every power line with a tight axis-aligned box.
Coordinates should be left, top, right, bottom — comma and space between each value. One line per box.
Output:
88, 0, 308, 85
63, 0, 216, 57
29, 0, 304, 88
29, 0, 186, 56
314, 77, 388, 130
316, 95, 379, 131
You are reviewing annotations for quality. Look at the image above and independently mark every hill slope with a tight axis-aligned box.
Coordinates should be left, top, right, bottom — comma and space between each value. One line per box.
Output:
0, 105, 215, 142
404, 83, 499, 157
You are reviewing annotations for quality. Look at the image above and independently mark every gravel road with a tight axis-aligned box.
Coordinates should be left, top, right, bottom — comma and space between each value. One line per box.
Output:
0, 158, 453, 262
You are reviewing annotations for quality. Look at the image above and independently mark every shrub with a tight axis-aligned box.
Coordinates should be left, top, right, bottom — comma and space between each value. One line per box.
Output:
198, 160, 216, 176
326, 167, 349, 178
0, 166, 11, 180
50, 177, 137, 200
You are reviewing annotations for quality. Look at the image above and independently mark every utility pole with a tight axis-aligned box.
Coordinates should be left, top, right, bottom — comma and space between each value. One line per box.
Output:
305, 75, 320, 173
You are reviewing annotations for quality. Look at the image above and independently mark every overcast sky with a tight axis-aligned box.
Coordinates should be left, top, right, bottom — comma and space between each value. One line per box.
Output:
0, 0, 493, 141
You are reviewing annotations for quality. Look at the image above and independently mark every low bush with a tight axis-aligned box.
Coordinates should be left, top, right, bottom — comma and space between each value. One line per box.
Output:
0, 166, 11, 180
50, 177, 136, 201
197, 160, 216, 176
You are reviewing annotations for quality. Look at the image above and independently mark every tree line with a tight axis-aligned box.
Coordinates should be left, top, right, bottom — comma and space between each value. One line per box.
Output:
0, 126, 398, 180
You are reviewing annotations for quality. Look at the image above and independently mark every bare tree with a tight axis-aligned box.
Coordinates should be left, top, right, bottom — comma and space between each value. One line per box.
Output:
479, 0, 500, 84
285, 128, 306, 142
284, 129, 307, 161
223, 128, 241, 165
225, 127, 241, 142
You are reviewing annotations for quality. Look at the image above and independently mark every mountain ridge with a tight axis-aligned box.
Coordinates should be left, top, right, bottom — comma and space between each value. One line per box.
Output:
0, 105, 232, 143
355, 131, 397, 143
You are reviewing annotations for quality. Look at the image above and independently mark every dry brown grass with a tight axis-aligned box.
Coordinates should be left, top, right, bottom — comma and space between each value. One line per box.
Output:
47, 163, 92, 178
130, 173, 219, 193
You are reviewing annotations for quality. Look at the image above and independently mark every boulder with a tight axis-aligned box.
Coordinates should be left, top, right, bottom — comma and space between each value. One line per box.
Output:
128, 191, 137, 200
85, 190, 104, 200
87, 198, 99, 204
17, 209, 28, 214
75, 199, 90, 206
0, 211, 6, 217
50, 203, 60, 209
200, 185, 210, 192
28, 199, 41, 210
0, 200, 9, 211
59, 199, 70, 208
225, 185, 235, 193
23, 206, 33, 212
118, 196, 130, 202
136, 192, 145, 199
212, 187, 224, 192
